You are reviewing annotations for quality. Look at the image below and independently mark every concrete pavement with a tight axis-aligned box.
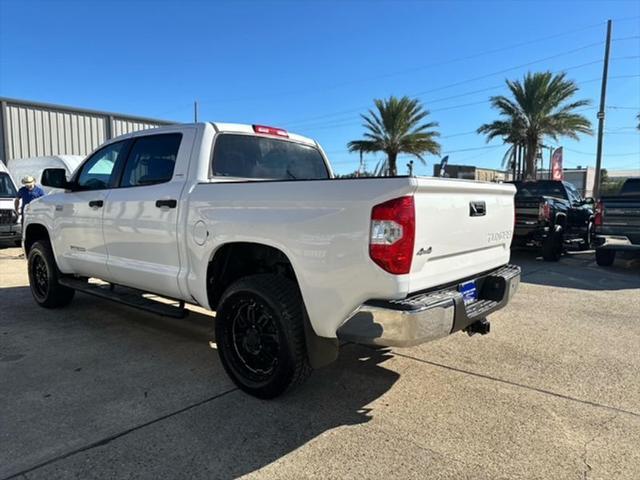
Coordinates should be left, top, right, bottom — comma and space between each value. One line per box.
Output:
1, 247, 638, 479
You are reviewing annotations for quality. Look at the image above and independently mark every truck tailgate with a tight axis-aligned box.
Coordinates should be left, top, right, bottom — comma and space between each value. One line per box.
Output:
409, 178, 516, 292
599, 194, 640, 244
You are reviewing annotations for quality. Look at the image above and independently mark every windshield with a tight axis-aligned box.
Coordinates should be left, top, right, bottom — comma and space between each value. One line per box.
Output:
512, 181, 567, 199
211, 134, 329, 180
0, 173, 17, 198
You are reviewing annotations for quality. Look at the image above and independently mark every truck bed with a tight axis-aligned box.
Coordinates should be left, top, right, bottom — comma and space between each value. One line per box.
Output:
186, 176, 515, 337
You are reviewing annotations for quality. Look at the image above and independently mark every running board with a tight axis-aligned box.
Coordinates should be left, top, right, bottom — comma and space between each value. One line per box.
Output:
59, 278, 188, 319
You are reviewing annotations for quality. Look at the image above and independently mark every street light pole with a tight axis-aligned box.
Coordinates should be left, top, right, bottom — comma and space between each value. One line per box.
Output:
593, 19, 612, 199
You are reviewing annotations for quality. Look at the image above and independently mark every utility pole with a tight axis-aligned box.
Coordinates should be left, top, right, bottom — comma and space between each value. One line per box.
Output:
517, 145, 523, 180
593, 19, 612, 199
194, 100, 199, 123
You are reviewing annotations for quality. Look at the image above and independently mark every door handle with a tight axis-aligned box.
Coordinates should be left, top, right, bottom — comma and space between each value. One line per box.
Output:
88, 200, 104, 208
155, 199, 177, 209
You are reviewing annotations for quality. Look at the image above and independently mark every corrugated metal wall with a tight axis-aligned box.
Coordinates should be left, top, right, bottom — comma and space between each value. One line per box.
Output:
112, 118, 160, 138
0, 98, 173, 163
5, 104, 107, 159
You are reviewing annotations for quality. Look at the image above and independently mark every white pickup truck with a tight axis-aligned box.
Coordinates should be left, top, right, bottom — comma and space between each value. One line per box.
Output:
23, 122, 520, 398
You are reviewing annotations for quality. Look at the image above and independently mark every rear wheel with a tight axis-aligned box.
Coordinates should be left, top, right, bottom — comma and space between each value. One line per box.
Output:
542, 227, 563, 262
595, 248, 616, 267
27, 240, 75, 308
215, 274, 312, 399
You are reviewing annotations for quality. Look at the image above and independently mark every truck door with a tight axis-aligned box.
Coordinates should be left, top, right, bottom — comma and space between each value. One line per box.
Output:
54, 140, 129, 279
102, 131, 191, 299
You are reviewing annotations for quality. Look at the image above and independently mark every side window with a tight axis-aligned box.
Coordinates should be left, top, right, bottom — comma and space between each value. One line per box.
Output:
77, 141, 126, 190
120, 134, 182, 187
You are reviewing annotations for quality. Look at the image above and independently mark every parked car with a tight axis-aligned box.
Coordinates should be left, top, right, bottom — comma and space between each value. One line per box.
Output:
8, 155, 83, 194
594, 178, 640, 266
510, 180, 594, 261
0, 162, 21, 246
23, 122, 520, 398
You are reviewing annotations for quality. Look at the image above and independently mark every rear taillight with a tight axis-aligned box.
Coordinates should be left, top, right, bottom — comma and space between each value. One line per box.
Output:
594, 200, 603, 226
252, 125, 288, 138
369, 196, 415, 275
538, 202, 551, 222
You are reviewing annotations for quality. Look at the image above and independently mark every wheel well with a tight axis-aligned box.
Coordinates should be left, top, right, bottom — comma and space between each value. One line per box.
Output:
555, 213, 567, 228
207, 242, 340, 369
207, 242, 296, 310
24, 224, 50, 254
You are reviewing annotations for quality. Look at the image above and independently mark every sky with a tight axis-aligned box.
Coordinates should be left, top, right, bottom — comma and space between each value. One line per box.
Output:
0, 0, 638, 176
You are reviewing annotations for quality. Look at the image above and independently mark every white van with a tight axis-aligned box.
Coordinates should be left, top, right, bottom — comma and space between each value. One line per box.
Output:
8, 155, 83, 194
0, 162, 21, 246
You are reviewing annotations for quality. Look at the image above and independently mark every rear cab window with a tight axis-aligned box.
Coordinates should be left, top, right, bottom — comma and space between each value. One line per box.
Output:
211, 134, 329, 180
620, 178, 640, 195
512, 181, 568, 200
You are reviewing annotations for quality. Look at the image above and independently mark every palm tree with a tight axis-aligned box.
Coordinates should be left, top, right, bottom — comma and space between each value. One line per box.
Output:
348, 96, 441, 176
478, 71, 593, 179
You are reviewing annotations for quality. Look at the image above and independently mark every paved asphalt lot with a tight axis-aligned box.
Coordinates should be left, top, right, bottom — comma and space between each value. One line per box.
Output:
1, 247, 639, 480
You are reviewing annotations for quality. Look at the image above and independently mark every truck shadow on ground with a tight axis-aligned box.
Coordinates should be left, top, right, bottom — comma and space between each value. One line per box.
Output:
510, 249, 640, 291
0, 286, 399, 479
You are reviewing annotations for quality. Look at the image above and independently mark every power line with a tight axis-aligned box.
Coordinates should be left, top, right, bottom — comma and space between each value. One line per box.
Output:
564, 147, 640, 157
281, 41, 608, 127
191, 20, 613, 109
285, 49, 639, 130
287, 72, 637, 133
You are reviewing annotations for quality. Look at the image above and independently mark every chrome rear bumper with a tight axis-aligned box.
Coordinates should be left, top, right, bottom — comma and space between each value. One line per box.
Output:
338, 265, 521, 348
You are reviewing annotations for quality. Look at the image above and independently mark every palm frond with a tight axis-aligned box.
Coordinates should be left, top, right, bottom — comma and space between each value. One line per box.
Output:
347, 95, 442, 176
478, 71, 593, 178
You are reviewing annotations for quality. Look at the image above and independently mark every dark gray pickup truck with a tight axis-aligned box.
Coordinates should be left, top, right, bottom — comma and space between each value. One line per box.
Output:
594, 178, 640, 266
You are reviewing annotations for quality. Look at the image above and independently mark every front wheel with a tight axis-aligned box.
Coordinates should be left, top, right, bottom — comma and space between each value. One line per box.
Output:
595, 249, 616, 267
27, 240, 75, 308
215, 274, 312, 399
580, 221, 594, 251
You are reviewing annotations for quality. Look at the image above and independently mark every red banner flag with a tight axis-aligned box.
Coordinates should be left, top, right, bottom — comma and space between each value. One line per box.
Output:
551, 147, 564, 180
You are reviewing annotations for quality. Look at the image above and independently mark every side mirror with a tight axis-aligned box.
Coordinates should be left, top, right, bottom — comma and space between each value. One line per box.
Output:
583, 197, 595, 205
41, 168, 71, 190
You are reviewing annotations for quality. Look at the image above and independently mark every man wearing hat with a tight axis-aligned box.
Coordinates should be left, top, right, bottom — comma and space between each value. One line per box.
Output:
14, 176, 45, 221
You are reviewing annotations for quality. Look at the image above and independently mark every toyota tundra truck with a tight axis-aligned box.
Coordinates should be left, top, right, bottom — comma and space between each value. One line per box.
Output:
22, 122, 520, 398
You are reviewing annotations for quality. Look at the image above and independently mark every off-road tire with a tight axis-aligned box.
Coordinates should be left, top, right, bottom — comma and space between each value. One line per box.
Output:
215, 274, 312, 399
27, 240, 75, 308
595, 248, 615, 267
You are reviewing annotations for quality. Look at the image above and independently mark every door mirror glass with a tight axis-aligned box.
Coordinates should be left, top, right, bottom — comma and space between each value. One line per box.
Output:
41, 168, 70, 189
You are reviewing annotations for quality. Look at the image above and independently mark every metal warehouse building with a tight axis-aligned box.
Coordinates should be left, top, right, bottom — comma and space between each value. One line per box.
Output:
0, 97, 174, 164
